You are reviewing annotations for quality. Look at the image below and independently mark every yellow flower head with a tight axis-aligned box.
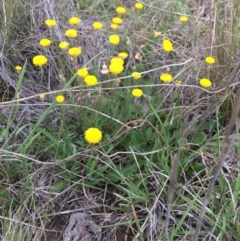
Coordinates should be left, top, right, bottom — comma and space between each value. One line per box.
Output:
110, 23, 119, 30
132, 72, 141, 80
93, 22, 103, 30
109, 63, 124, 75
39, 93, 45, 100
77, 67, 88, 78
84, 75, 98, 86
110, 57, 124, 66
44, 19, 56, 27
56, 95, 65, 103
68, 47, 82, 57
84, 127, 102, 144
15, 65, 22, 72
163, 39, 173, 52
160, 73, 173, 83
116, 6, 126, 14
65, 29, 78, 38
132, 88, 143, 98
179, 16, 188, 22
205, 56, 215, 64
109, 34, 120, 45
59, 41, 70, 50
32, 55, 48, 67
118, 52, 128, 59
135, 2, 143, 9
69, 16, 81, 25
154, 31, 161, 37
112, 17, 123, 25
199, 78, 212, 88
39, 38, 51, 47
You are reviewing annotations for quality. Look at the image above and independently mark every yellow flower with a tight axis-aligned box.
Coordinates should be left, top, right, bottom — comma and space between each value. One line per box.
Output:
65, 29, 78, 38
77, 67, 88, 77
135, 2, 143, 9
160, 73, 173, 83
56, 95, 65, 103
109, 34, 120, 45
15, 65, 22, 72
44, 19, 56, 27
59, 41, 69, 50
163, 39, 173, 52
132, 88, 143, 98
84, 75, 98, 86
118, 52, 128, 59
112, 17, 123, 25
199, 78, 212, 88
116, 6, 126, 14
110, 57, 124, 66
179, 16, 188, 22
39, 93, 45, 100
32, 55, 48, 67
68, 47, 82, 57
154, 31, 161, 37
132, 72, 141, 80
69, 16, 81, 25
205, 56, 215, 64
110, 24, 119, 30
84, 127, 102, 144
109, 63, 124, 75
93, 22, 103, 30
176, 80, 182, 85
39, 38, 51, 47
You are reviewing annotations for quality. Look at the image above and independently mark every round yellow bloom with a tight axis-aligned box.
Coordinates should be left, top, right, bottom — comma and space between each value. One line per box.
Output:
39, 38, 51, 47
116, 6, 126, 14
109, 63, 124, 75
59, 41, 69, 50
84, 75, 98, 86
65, 29, 78, 38
44, 19, 56, 27
110, 57, 124, 66
205, 56, 215, 64
118, 52, 128, 59
56, 95, 65, 103
15, 65, 22, 71
68, 47, 82, 57
39, 93, 45, 100
110, 23, 119, 30
179, 16, 188, 22
163, 39, 173, 52
109, 34, 120, 45
84, 127, 102, 144
93, 22, 103, 30
160, 73, 173, 83
77, 67, 88, 77
112, 17, 123, 25
132, 72, 141, 80
199, 78, 212, 88
32, 55, 48, 67
132, 88, 143, 98
154, 31, 161, 37
135, 2, 143, 9
69, 16, 81, 25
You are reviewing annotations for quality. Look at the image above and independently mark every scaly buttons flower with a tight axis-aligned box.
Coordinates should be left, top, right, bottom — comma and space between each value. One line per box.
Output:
163, 39, 173, 52
39, 38, 51, 47
132, 88, 143, 97
116, 7, 126, 14
179, 16, 188, 22
132, 72, 141, 80
93, 22, 103, 30
77, 68, 88, 78
110, 57, 124, 66
56, 95, 65, 103
69, 17, 81, 25
68, 47, 82, 57
112, 17, 123, 25
118, 52, 128, 59
160, 73, 173, 83
109, 34, 120, 45
32, 55, 48, 67
135, 3, 143, 9
84, 75, 98, 86
84, 127, 102, 144
109, 63, 124, 75
65, 29, 78, 38
59, 41, 70, 50
199, 78, 212, 88
44, 19, 56, 27
205, 56, 215, 64
15, 65, 22, 72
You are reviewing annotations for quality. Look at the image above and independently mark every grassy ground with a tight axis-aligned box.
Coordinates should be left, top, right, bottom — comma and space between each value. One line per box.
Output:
0, 0, 240, 240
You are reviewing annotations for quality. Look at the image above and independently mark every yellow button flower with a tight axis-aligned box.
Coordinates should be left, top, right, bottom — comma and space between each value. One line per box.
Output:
84, 75, 98, 86
56, 95, 65, 103
39, 93, 45, 100
77, 67, 88, 77
93, 22, 103, 30
179, 16, 188, 22
44, 19, 56, 27
109, 34, 120, 45
199, 78, 212, 88
69, 16, 81, 25
109, 63, 124, 75
68, 47, 82, 57
135, 2, 143, 9
132, 88, 143, 98
110, 57, 124, 66
112, 17, 123, 25
32, 55, 48, 67
160, 73, 173, 83
65, 29, 78, 38
154, 31, 161, 37
205, 56, 215, 64
39, 38, 51, 47
15, 65, 22, 72
110, 23, 119, 30
132, 72, 141, 80
59, 41, 70, 50
163, 39, 173, 52
118, 52, 128, 59
116, 6, 126, 14
84, 127, 102, 144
